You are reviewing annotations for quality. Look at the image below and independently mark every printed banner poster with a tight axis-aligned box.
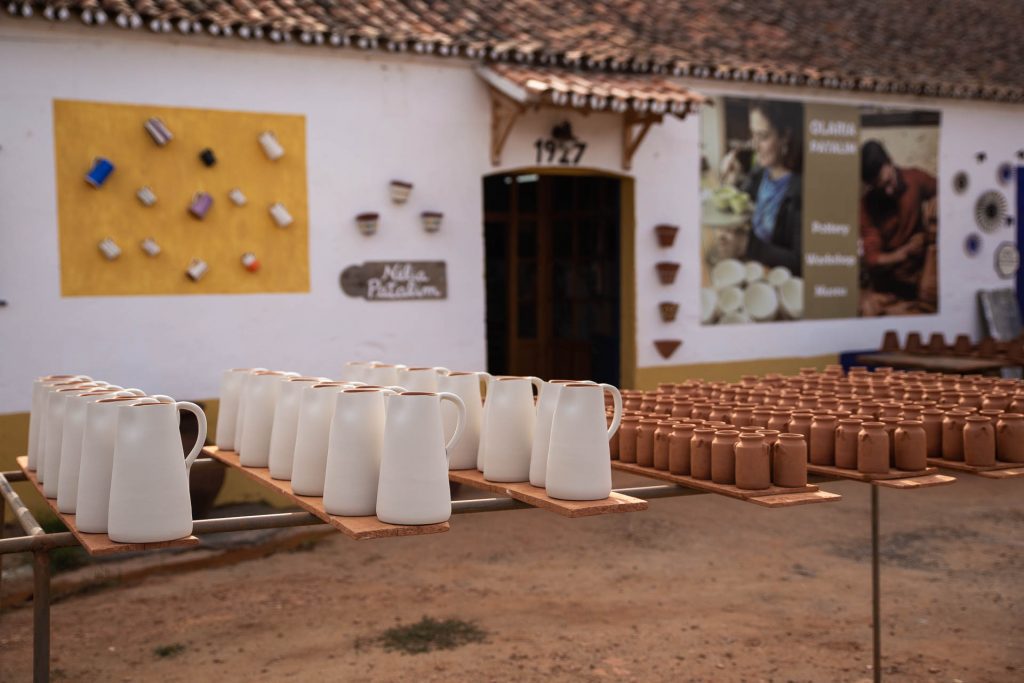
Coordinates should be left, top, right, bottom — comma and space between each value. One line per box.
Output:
700, 97, 940, 324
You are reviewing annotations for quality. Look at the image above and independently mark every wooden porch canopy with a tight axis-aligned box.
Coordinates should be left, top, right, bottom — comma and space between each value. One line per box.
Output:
477, 63, 706, 170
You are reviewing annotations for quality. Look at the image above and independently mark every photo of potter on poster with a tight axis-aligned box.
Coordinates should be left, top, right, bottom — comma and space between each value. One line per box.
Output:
699, 96, 939, 324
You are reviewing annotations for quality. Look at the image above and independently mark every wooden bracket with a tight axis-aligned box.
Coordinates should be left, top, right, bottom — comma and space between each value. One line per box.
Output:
489, 89, 527, 166
622, 111, 663, 171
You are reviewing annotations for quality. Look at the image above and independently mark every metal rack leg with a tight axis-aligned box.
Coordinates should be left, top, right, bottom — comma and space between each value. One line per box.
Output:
871, 485, 881, 683
33, 550, 50, 683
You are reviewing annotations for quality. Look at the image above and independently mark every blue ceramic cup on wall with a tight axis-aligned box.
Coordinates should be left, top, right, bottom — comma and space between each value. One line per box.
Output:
85, 157, 114, 188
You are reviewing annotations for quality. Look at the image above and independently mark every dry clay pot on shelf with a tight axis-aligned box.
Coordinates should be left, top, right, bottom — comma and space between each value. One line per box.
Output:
655, 261, 680, 285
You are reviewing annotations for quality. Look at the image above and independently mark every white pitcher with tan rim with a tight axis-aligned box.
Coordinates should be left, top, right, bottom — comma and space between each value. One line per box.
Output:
42, 384, 104, 496
376, 391, 466, 525
530, 379, 592, 487
546, 382, 623, 501
108, 399, 207, 543
437, 371, 490, 470
323, 388, 396, 516
28, 375, 88, 471
215, 368, 265, 451
481, 376, 542, 483
291, 382, 349, 496
238, 370, 297, 467
35, 378, 96, 480
397, 366, 450, 393
364, 363, 405, 387
268, 376, 328, 480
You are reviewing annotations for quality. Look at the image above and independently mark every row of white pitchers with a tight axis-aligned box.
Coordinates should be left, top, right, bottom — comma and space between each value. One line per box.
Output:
215, 363, 624, 517
27, 375, 207, 543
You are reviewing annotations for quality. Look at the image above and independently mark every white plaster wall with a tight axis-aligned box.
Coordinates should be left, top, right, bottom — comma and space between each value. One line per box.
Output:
1, 22, 1022, 411
0, 23, 491, 412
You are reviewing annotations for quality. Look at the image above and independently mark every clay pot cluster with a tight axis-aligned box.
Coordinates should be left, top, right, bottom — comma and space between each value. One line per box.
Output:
609, 365, 1024, 479
882, 329, 1024, 363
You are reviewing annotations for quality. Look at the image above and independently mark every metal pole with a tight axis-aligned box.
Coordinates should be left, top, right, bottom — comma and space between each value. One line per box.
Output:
1, 495, 5, 609
33, 550, 50, 683
871, 484, 881, 683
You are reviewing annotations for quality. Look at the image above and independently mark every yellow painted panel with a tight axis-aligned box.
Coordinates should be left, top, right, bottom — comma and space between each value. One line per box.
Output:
53, 99, 309, 295
634, 353, 839, 389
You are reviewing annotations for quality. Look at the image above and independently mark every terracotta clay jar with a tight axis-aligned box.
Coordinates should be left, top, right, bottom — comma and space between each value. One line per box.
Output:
857, 422, 890, 474
692, 402, 713, 421
710, 429, 740, 485
766, 411, 791, 433
952, 334, 973, 355
788, 412, 813, 442
996, 413, 1024, 463
618, 416, 641, 463
982, 393, 1010, 411
734, 433, 771, 490
879, 416, 901, 467
941, 410, 969, 461
730, 405, 754, 427
927, 332, 947, 354
773, 433, 808, 488
636, 418, 659, 466
708, 404, 734, 424
751, 407, 773, 428
958, 390, 982, 409
609, 417, 620, 460
653, 420, 675, 470
834, 418, 864, 469
689, 428, 716, 480
879, 403, 902, 418
655, 261, 681, 285
921, 408, 944, 458
881, 330, 900, 352
808, 414, 837, 466
902, 404, 924, 421
857, 401, 881, 420
1009, 394, 1024, 414
893, 419, 927, 471
671, 400, 694, 419
963, 415, 996, 467
669, 423, 695, 475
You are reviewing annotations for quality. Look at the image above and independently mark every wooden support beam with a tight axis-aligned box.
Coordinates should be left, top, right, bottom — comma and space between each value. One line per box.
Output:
622, 110, 663, 171
490, 90, 527, 166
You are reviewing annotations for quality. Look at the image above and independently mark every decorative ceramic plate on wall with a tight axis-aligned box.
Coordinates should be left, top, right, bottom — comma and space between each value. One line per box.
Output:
952, 171, 969, 194
994, 241, 1020, 279
975, 191, 1008, 233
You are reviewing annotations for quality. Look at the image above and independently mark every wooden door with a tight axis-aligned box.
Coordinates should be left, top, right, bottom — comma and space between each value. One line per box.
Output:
484, 173, 620, 384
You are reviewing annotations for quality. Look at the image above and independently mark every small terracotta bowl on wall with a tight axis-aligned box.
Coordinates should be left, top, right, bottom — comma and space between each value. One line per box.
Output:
655, 262, 680, 285
659, 302, 679, 322
655, 224, 679, 248
654, 339, 682, 359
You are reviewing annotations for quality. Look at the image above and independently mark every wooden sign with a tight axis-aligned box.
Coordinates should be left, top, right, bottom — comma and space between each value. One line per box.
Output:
340, 261, 447, 301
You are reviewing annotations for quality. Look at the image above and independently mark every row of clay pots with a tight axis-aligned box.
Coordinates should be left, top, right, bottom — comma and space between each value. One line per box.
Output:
628, 406, 1024, 470
610, 414, 807, 491
882, 330, 1024, 361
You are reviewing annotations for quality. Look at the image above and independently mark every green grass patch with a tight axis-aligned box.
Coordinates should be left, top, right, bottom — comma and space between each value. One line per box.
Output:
378, 617, 486, 655
153, 643, 187, 658
40, 518, 90, 573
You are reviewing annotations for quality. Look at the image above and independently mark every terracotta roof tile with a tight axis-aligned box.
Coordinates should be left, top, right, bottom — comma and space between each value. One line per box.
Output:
8, 0, 1024, 102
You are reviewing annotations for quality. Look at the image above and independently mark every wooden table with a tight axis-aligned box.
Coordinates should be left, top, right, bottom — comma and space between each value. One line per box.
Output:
854, 351, 1013, 374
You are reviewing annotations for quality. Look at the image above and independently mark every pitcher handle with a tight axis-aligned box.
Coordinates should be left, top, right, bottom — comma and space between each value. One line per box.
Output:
176, 401, 208, 472
600, 384, 623, 439
438, 392, 466, 462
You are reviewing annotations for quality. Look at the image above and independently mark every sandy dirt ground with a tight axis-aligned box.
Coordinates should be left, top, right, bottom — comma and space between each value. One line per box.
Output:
1, 471, 1022, 682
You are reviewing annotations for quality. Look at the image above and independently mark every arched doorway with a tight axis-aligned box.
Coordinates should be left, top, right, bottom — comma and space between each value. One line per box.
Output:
483, 170, 629, 385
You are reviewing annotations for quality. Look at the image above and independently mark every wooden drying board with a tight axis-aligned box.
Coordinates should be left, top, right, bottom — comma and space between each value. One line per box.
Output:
611, 461, 841, 507
926, 457, 1024, 479
448, 468, 648, 518
204, 448, 449, 539
15, 456, 200, 557
806, 463, 955, 489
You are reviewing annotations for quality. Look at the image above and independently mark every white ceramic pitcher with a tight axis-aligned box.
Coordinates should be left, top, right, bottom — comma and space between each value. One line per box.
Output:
291, 382, 348, 496
364, 363, 406, 387
398, 366, 450, 393
42, 384, 102, 496
215, 368, 264, 451
437, 371, 490, 470
546, 382, 623, 501
238, 370, 295, 467
268, 377, 327, 480
529, 379, 592, 487
75, 396, 143, 533
377, 391, 466, 525
28, 375, 87, 471
342, 360, 382, 384
56, 387, 132, 513
323, 388, 395, 516
108, 399, 207, 543
35, 378, 95, 479
481, 376, 542, 483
